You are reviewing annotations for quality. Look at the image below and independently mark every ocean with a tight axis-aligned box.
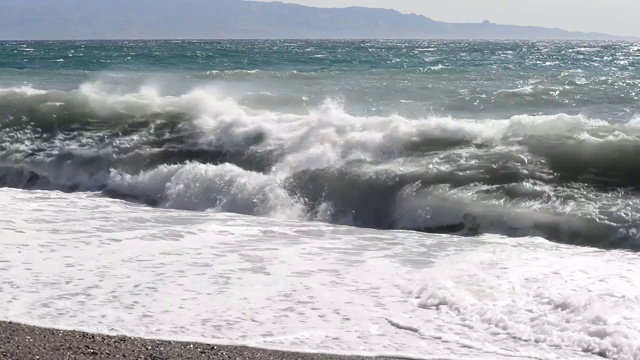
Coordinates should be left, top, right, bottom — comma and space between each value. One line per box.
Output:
0, 40, 639, 359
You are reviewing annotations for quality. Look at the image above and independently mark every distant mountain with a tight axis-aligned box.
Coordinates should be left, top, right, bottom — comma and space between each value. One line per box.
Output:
0, 0, 633, 40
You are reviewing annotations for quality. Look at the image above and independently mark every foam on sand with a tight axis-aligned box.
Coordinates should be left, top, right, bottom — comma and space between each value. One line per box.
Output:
0, 188, 638, 359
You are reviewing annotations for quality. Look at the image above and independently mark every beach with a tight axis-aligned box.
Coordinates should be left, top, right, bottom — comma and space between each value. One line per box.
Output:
0, 321, 395, 360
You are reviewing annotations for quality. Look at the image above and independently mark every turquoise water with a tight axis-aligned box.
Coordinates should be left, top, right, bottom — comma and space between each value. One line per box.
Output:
2, 40, 640, 119
1, 40, 640, 249
3, 40, 640, 360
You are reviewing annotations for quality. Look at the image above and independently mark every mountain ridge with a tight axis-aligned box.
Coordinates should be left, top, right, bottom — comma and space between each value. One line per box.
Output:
0, 0, 634, 40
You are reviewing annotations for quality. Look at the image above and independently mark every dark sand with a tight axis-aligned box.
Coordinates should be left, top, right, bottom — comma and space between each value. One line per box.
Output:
0, 321, 400, 360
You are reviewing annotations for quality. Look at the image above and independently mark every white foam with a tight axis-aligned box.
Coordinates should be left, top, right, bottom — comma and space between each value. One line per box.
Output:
0, 85, 48, 96
3, 83, 640, 239
410, 247, 640, 360
108, 162, 305, 219
2, 84, 631, 174
1, 188, 639, 359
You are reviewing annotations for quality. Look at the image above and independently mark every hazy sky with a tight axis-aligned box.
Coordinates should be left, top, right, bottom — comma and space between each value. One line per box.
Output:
257, 0, 639, 37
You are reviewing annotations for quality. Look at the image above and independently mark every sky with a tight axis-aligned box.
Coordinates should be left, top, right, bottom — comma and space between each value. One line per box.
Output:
257, 0, 640, 37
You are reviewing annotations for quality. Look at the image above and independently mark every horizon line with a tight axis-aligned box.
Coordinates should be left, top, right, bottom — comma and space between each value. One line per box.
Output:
1, 38, 638, 42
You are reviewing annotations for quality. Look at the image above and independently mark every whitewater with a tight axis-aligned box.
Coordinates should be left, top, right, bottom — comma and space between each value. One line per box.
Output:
1, 40, 640, 359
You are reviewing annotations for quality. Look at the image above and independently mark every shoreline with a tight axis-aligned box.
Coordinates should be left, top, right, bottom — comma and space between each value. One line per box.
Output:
0, 321, 401, 360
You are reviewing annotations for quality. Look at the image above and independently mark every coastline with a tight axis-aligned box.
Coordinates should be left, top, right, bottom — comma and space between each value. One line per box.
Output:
0, 321, 401, 360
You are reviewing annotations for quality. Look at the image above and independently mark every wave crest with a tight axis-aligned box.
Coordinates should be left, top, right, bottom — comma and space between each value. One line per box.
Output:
2, 83, 640, 249
107, 162, 304, 219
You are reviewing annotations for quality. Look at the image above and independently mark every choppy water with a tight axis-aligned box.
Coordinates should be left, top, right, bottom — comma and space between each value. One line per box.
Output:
1, 40, 640, 359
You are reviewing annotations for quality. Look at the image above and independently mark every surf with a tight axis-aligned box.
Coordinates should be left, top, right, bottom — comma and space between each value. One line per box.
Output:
1, 82, 640, 249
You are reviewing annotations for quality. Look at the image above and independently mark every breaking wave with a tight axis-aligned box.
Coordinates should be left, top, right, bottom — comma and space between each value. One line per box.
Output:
2, 83, 640, 249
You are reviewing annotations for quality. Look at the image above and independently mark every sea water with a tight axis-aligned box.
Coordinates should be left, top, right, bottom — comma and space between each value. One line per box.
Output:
1, 40, 639, 359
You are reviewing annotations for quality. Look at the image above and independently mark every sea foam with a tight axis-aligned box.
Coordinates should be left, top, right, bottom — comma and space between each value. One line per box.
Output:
2, 83, 640, 248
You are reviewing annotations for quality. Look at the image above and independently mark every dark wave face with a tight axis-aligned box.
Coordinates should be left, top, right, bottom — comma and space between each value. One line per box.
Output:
2, 40, 640, 250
